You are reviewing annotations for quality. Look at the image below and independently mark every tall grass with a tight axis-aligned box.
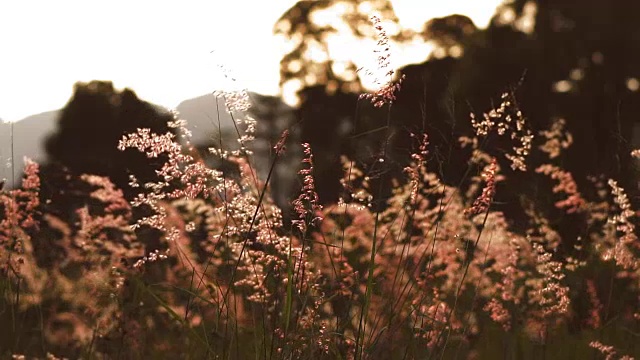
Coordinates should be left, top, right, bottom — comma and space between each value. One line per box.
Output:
2, 16, 640, 360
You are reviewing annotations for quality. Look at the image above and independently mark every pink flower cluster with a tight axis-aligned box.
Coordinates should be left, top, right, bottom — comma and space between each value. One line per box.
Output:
465, 158, 498, 216
0, 158, 40, 277
536, 164, 585, 213
359, 15, 406, 108
292, 143, 323, 233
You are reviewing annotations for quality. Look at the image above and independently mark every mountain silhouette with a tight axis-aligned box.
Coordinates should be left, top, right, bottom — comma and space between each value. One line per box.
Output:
0, 110, 60, 188
175, 93, 237, 146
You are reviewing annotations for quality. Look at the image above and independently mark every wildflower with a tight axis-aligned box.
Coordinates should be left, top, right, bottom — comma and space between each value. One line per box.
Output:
483, 298, 511, 331
604, 179, 638, 269
210, 49, 252, 113
531, 242, 570, 317
539, 118, 573, 159
274, 129, 290, 156
0, 158, 46, 307
404, 133, 429, 203
470, 92, 533, 171
119, 127, 223, 233
292, 143, 323, 233
536, 164, 585, 213
214, 87, 252, 113
589, 341, 635, 360
465, 158, 497, 216
133, 249, 170, 269
359, 15, 405, 108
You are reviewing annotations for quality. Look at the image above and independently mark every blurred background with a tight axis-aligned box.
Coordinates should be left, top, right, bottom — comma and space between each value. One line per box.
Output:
2, 0, 640, 215
0, 0, 500, 121
0, 0, 500, 187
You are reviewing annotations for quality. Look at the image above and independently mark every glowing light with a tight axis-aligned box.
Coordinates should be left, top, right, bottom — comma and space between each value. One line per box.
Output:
1, 0, 502, 122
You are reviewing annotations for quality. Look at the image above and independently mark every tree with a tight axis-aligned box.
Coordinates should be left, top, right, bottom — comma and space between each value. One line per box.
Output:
275, 1, 476, 205
44, 80, 176, 199
274, 0, 413, 105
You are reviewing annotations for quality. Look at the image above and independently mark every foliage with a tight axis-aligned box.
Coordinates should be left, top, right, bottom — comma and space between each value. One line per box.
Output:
2, 85, 640, 358
3, 2, 640, 359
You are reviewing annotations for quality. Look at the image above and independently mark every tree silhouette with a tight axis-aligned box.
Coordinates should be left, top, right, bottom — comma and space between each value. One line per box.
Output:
274, 0, 413, 105
276, 0, 640, 210
275, 1, 476, 206
44, 80, 175, 198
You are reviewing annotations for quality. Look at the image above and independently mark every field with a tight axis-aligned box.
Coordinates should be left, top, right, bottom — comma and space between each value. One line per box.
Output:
2, 5, 640, 360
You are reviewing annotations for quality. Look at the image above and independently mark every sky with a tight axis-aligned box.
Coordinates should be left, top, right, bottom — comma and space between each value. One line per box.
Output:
0, 0, 502, 122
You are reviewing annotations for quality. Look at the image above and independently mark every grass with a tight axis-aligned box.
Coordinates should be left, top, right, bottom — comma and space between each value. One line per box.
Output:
1, 17, 640, 360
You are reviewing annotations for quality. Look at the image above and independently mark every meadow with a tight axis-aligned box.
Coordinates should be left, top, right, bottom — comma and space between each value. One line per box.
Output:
2, 14, 640, 360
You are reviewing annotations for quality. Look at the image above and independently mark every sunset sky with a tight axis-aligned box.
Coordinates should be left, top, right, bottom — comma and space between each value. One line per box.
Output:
0, 0, 502, 122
